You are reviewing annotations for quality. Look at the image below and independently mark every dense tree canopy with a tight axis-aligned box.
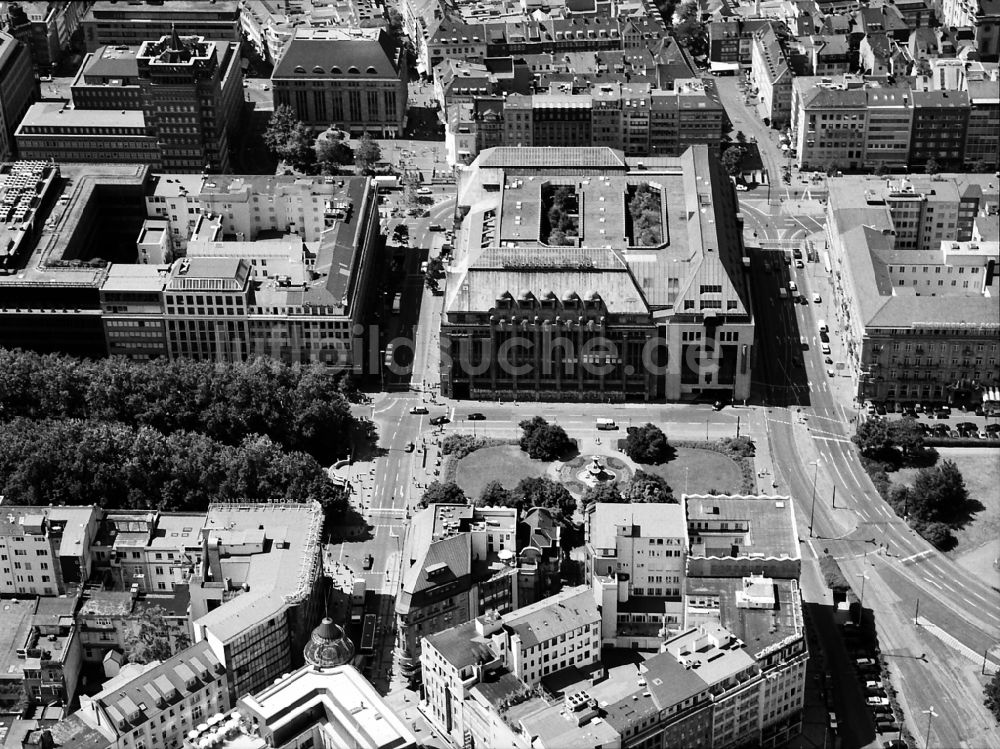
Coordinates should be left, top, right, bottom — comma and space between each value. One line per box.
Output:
624, 423, 671, 464
511, 477, 577, 521
852, 418, 894, 456
0, 350, 364, 463
418, 481, 467, 508
580, 481, 623, 509
628, 183, 663, 246
623, 470, 675, 503
354, 133, 382, 174
479, 480, 512, 507
721, 146, 745, 177
124, 605, 190, 664
519, 416, 573, 461
0, 418, 345, 512
264, 105, 316, 171
986, 671, 1000, 723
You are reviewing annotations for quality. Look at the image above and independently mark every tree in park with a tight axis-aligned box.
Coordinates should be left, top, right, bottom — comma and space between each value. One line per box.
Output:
418, 480, 467, 508
354, 132, 382, 174
623, 470, 675, 503
479, 480, 512, 507
580, 481, 624, 509
510, 476, 577, 521
910, 519, 954, 550
518, 416, 573, 461
263, 105, 315, 170
124, 605, 189, 664
985, 671, 1000, 723
624, 423, 671, 465
720, 146, 745, 177
316, 139, 354, 172
852, 417, 894, 456
888, 416, 924, 456
910, 459, 967, 522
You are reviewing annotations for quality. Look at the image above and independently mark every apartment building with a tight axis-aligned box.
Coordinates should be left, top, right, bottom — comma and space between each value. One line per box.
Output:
395, 504, 523, 676
420, 586, 600, 747
0, 506, 100, 597
0, 31, 37, 161
909, 90, 971, 171
826, 174, 1000, 405
88, 511, 206, 594
585, 503, 688, 647
751, 25, 793, 128
709, 18, 772, 64
81, 1, 242, 51
5, 1, 88, 68
964, 65, 1000, 169
791, 77, 869, 171
70, 44, 144, 110
271, 27, 407, 136
443, 146, 753, 404
76, 640, 229, 749
190, 503, 325, 702
100, 265, 170, 360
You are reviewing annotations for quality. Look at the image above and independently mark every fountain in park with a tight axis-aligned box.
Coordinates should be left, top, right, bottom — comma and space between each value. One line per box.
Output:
577, 456, 618, 488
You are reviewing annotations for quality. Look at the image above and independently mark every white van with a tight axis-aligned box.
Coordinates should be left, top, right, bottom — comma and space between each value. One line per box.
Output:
818, 319, 828, 333
596, 418, 618, 430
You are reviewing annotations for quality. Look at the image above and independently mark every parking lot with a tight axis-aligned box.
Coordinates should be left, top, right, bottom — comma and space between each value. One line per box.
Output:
864, 401, 1000, 441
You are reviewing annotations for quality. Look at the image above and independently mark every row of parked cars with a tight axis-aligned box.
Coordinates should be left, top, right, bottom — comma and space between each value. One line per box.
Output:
842, 620, 906, 747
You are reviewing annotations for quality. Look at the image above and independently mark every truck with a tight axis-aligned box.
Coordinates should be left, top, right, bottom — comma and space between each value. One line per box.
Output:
596, 418, 618, 430
391, 293, 401, 315
373, 174, 400, 189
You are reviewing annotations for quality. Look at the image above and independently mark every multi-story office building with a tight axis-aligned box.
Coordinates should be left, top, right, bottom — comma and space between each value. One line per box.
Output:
100, 264, 170, 359
751, 25, 793, 128
909, 89, 970, 171
16, 31, 241, 172
190, 503, 325, 702
69, 44, 143, 110
585, 503, 688, 646
81, 0, 242, 51
709, 18, 772, 65
5, 1, 88, 69
0, 31, 37, 161
442, 145, 753, 403
395, 504, 525, 675
135, 30, 242, 173
791, 76, 869, 171
76, 640, 229, 749
271, 27, 407, 136
826, 174, 1000, 405
0, 506, 100, 596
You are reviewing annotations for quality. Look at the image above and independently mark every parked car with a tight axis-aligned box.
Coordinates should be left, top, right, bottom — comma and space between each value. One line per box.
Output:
933, 408, 951, 419
828, 711, 838, 731
883, 740, 908, 749
789, 281, 798, 292
417, 187, 433, 195
409, 406, 429, 414
824, 356, 834, 365
856, 657, 878, 668
404, 442, 415, 452
877, 720, 900, 733
813, 292, 821, 303
795, 259, 805, 268
736, 183, 749, 191
363, 554, 374, 570
875, 404, 887, 415
866, 696, 889, 707
429, 415, 450, 425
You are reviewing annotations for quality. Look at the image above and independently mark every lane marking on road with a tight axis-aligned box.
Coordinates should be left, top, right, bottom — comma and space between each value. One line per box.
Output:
900, 549, 933, 565
923, 576, 944, 590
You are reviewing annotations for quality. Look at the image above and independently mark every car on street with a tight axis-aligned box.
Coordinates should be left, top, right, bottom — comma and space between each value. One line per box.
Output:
429, 415, 450, 425
866, 696, 889, 707
404, 442, 415, 452
931, 423, 951, 436
824, 356, 833, 364
789, 281, 798, 292
467, 413, 486, 420
828, 712, 838, 731
736, 183, 748, 191
409, 406, 429, 414
813, 292, 821, 303
363, 554, 374, 570
883, 740, 908, 749
417, 187, 432, 195
795, 259, 804, 268
933, 407, 951, 419
429, 224, 445, 231
876, 720, 900, 733
956, 421, 978, 436
827, 368, 835, 377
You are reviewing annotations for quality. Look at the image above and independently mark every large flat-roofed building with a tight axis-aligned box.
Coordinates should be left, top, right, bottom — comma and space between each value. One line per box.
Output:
685, 495, 801, 580
272, 27, 407, 136
14, 102, 158, 165
825, 174, 1000, 405
82, 1, 242, 52
190, 503, 325, 702
442, 145, 753, 403
231, 665, 418, 749
0, 30, 37, 161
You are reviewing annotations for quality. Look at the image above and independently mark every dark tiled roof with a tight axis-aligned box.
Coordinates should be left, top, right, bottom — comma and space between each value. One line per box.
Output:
273, 28, 400, 79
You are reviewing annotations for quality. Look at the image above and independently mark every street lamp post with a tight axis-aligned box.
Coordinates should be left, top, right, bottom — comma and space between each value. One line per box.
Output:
921, 707, 937, 749
808, 459, 820, 537
856, 572, 869, 625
